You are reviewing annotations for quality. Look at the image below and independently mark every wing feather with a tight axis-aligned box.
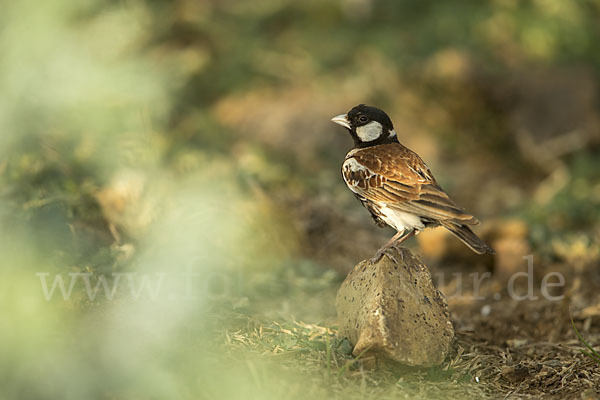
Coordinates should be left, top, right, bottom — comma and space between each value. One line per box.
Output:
342, 144, 479, 225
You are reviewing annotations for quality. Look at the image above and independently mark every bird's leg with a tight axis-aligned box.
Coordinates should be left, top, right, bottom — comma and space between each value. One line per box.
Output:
370, 230, 415, 264
391, 229, 416, 250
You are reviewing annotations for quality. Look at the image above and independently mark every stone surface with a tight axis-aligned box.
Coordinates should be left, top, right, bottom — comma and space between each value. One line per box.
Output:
336, 247, 454, 367
489, 219, 531, 283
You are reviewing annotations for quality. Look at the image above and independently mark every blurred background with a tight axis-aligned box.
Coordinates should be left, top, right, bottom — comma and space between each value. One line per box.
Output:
1, 0, 599, 398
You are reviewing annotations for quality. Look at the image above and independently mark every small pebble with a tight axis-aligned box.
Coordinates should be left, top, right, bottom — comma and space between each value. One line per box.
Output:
481, 304, 492, 316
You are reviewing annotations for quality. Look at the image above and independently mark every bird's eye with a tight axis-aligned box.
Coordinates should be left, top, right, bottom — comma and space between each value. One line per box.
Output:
358, 115, 368, 123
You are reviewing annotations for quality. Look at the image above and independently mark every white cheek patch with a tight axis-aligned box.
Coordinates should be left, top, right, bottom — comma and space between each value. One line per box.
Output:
356, 121, 383, 142
388, 129, 396, 138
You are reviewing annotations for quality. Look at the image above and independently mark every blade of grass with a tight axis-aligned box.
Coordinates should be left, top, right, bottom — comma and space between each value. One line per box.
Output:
337, 345, 372, 377
570, 315, 600, 363
579, 349, 600, 362
326, 333, 331, 378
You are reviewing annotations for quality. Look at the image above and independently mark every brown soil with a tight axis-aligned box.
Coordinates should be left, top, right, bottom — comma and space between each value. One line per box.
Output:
438, 263, 600, 399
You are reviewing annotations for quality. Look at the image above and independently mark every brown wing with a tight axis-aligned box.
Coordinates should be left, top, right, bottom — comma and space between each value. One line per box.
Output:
342, 144, 478, 225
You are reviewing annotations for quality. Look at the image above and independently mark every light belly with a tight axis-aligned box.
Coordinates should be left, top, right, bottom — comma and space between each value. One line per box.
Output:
378, 205, 424, 233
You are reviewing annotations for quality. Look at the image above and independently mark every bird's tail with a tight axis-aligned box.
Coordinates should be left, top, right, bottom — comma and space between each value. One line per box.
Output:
441, 221, 495, 255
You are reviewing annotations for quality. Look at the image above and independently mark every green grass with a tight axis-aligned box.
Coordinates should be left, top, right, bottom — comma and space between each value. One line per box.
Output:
210, 258, 487, 399
571, 315, 600, 365
218, 314, 486, 400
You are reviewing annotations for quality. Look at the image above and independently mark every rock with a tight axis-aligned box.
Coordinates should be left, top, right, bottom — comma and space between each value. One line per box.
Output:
493, 237, 531, 283
488, 219, 531, 283
416, 227, 493, 266
415, 228, 451, 261
336, 247, 454, 367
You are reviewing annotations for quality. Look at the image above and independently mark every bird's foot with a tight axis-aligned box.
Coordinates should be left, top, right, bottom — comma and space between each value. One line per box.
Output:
390, 240, 407, 251
370, 230, 416, 264
369, 246, 398, 265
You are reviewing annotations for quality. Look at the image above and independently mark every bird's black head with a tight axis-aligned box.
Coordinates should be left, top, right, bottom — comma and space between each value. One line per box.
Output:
331, 104, 398, 148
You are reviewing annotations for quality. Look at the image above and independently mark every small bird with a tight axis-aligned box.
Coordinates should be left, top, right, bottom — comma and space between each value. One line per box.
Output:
331, 104, 494, 262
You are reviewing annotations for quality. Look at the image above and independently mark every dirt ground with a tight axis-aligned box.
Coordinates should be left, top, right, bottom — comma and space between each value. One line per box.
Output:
429, 257, 600, 398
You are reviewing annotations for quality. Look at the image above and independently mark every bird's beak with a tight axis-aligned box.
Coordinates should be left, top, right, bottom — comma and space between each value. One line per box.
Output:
331, 114, 351, 130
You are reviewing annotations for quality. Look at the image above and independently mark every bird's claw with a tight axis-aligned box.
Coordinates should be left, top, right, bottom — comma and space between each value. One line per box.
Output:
370, 247, 399, 265
390, 241, 406, 252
